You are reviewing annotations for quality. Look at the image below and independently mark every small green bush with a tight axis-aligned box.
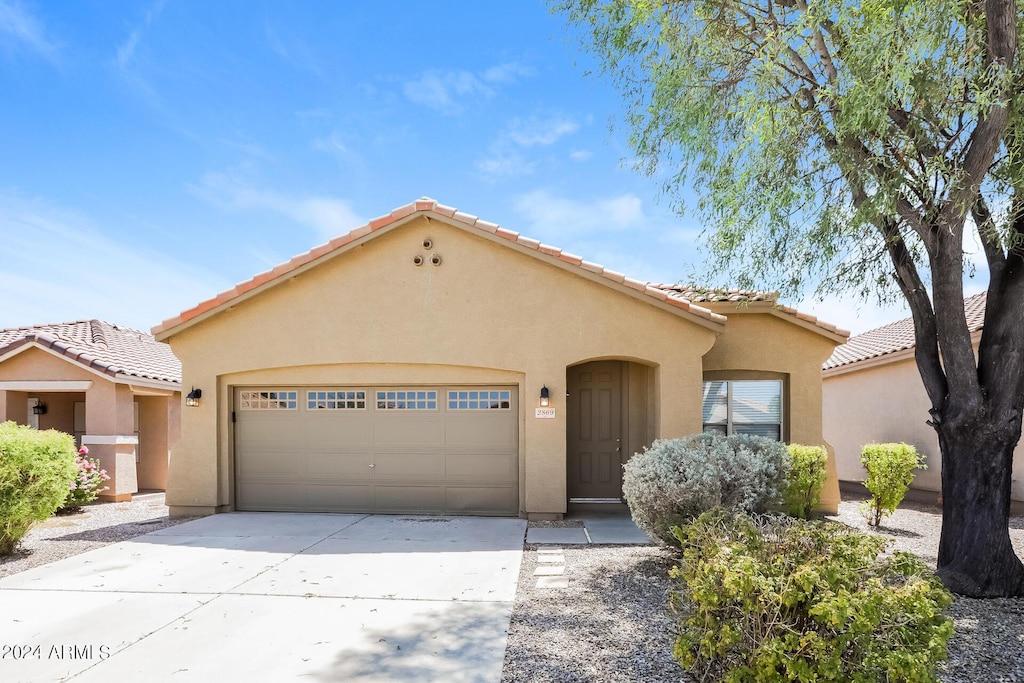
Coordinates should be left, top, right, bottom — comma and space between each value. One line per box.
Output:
859, 443, 926, 526
622, 432, 789, 544
57, 446, 110, 514
783, 444, 829, 518
670, 511, 953, 682
0, 422, 78, 554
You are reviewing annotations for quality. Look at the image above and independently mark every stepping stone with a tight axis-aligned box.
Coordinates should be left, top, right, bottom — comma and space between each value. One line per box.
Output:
537, 553, 565, 564
533, 565, 565, 576
535, 576, 570, 589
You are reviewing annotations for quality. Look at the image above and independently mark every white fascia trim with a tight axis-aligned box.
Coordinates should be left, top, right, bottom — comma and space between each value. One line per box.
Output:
0, 380, 94, 391
81, 435, 139, 445
119, 376, 180, 393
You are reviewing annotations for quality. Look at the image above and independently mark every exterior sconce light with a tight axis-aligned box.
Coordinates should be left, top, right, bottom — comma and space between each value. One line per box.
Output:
186, 387, 202, 407
540, 386, 550, 407
32, 402, 47, 415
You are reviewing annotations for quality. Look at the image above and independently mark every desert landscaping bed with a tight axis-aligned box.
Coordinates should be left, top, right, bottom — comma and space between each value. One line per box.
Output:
2, 495, 1021, 681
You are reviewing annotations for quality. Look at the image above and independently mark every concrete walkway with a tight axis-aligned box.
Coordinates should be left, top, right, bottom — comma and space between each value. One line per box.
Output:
524, 514, 652, 545
0, 513, 526, 682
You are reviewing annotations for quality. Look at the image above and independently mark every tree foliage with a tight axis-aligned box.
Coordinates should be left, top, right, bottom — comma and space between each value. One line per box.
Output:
557, 0, 1024, 596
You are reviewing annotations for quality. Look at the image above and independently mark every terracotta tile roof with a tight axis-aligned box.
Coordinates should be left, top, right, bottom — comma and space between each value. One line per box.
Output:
823, 292, 987, 370
153, 197, 732, 337
0, 320, 181, 385
653, 285, 850, 339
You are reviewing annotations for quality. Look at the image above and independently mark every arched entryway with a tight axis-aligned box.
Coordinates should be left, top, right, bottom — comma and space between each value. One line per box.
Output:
566, 359, 655, 505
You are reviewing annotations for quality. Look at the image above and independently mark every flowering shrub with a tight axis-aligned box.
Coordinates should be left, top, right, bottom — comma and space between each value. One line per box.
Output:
0, 422, 77, 554
58, 446, 110, 513
622, 432, 790, 544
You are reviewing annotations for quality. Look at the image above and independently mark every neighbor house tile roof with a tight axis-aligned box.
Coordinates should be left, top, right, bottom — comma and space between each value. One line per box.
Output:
653, 285, 849, 338
823, 292, 987, 370
152, 197, 845, 342
0, 320, 181, 385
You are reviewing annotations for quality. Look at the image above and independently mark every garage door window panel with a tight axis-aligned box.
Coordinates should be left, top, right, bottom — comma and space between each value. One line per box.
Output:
308, 390, 366, 410
448, 390, 511, 410
377, 390, 438, 410
240, 390, 298, 410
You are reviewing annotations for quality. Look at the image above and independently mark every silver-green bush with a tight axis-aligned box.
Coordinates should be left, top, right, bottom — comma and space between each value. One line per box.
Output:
0, 421, 78, 554
622, 432, 790, 544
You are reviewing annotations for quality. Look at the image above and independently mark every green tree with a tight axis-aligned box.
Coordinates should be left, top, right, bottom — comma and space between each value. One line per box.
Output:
556, 0, 1023, 596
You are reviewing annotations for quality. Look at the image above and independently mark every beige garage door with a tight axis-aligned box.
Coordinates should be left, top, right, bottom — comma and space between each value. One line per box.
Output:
234, 386, 518, 515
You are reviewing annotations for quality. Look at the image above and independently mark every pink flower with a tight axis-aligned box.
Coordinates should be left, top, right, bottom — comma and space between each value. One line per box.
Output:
78, 446, 89, 455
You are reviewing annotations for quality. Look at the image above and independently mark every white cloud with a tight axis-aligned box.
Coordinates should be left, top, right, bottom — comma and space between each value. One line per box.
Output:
402, 61, 534, 115
0, 0, 59, 61
476, 115, 580, 179
0, 192, 229, 332
512, 189, 646, 240
191, 171, 364, 241
403, 70, 492, 114
114, 0, 165, 68
481, 61, 534, 83
569, 149, 592, 162
506, 116, 579, 147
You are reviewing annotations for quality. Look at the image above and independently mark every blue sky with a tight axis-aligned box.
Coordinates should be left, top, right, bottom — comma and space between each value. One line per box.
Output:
0, 0, 916, 336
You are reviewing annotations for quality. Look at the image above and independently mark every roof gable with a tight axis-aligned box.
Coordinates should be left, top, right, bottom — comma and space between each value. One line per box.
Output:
823, 292, 986, 371
654, 285, 849, 342
153, 198, 730, 339
0, 320, 181, 386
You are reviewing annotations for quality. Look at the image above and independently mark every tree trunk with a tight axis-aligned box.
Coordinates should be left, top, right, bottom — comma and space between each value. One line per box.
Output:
936, 419, 1024, 597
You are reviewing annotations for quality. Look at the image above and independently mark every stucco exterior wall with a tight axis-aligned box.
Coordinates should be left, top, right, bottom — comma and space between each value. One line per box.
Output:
163, 215, 719, 517
823, 353, 1024, 504
701, 310, 843, 512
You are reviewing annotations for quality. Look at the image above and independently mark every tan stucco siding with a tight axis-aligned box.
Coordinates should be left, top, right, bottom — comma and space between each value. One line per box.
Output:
0, 346, 101, 383
824, 354, 1024, 503
165, 216, 717, 515
701, 312, 842, 512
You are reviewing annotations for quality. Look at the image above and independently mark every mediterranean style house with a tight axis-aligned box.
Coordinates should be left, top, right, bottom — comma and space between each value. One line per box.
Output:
0, 320, 181, 500
153, 198, 847, 519
823, 292, 1024, 511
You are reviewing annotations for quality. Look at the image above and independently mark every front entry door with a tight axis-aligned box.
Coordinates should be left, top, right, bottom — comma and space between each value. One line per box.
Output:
567, 361, 623, 500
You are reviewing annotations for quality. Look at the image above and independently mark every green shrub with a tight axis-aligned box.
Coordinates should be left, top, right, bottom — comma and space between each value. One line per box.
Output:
622, 432, 789, 544
783, 444, 829, 518
859, 443, 926, 527
0, 422, 78, 554
670, 511, 953, 682
57, 446, 110, 514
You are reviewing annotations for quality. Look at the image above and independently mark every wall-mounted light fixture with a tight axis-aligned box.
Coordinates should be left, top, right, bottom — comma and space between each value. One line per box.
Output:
185, 387, 202, 407
540, 385, 550, 407
32, 402, 47, 415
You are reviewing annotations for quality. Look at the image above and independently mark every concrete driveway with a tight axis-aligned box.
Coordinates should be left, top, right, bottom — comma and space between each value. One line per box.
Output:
0, 513, 526, 682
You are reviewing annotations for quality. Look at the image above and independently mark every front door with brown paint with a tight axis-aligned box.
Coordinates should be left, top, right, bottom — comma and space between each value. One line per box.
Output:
567, 360, 623, 500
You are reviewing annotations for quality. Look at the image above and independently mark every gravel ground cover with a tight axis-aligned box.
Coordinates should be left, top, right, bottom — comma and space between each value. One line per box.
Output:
0, 493, 196, 578
503, 497, 1024, 683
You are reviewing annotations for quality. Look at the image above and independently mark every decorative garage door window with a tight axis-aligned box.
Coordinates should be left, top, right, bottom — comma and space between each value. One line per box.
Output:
307, 390, 366, 410
448, 390, 512, 410
702, 380, 782, 440
376, 390, 438, 410
239, 390, 298, 410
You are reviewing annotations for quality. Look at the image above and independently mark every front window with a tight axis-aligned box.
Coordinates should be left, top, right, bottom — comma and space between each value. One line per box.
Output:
702, 380, 782, 440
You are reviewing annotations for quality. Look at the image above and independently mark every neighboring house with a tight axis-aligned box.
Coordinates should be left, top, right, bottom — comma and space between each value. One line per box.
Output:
153, 198, 848, 519
823, 292, 1024, 509
0, 320, 181, 500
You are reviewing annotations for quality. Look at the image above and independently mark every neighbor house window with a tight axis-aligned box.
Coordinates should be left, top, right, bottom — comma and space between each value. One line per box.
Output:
702, 380, 782, 440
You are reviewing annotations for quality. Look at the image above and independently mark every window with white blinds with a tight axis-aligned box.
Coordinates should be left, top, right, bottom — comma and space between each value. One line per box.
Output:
702, 380, 783, 440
